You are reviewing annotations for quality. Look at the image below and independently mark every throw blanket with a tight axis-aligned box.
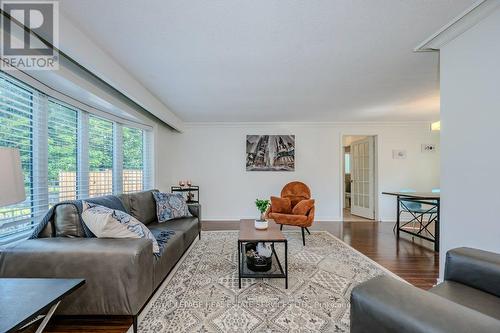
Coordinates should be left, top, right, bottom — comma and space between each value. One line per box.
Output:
29, 200, 96, 239
150, 229, 176, 257
29, 195, 174, 257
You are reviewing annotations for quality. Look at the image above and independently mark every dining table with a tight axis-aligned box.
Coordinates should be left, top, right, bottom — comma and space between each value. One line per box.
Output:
382, 191, 440, 251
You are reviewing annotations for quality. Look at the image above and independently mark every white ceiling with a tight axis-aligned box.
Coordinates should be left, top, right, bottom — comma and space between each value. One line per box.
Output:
60, 0, 474, 123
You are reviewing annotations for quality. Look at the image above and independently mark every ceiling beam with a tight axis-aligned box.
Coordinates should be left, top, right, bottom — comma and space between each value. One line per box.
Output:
415, 0, 499, 52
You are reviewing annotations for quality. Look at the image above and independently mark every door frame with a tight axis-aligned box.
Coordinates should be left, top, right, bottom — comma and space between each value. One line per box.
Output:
339, 134, 379, 221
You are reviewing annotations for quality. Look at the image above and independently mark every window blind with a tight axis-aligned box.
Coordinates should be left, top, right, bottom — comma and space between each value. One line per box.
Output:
48, 100, 78, 204
0, 71, 154, 244
122, 126, 144, 193
0, 74, 37, 240
88, 115, 114, 197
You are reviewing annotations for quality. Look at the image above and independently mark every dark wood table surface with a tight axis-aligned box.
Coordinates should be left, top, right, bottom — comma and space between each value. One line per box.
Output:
0, 278, 85, 333
382, 191, 440, 199
239, 219, 286, 242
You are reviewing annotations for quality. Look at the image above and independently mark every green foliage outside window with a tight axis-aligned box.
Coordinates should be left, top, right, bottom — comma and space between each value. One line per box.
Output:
123, 126, 143, 170
89, 115, 113, 171
48, 101, 78, 182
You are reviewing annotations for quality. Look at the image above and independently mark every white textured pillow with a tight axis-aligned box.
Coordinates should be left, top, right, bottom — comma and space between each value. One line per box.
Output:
81, 201, 159, 254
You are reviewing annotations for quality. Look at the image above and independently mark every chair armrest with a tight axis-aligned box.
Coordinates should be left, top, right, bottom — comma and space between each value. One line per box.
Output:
188, 203, 201, 220
445, 247, 500, 297
351, 275, 500, 333
0, 238, 154, 315
307, 206, 315, 224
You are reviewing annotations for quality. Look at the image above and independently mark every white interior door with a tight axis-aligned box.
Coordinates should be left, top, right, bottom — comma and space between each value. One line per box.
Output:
350, 137, 375, 219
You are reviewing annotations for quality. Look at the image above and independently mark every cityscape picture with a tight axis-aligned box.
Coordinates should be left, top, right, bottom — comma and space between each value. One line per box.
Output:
246, 135, 295, 171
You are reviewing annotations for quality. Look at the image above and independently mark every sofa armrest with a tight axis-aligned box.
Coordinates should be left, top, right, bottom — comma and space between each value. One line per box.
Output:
351, 275, 500, 333
188, 203, 201, 220
0, 238, 154, 315
445, 247, 500, 297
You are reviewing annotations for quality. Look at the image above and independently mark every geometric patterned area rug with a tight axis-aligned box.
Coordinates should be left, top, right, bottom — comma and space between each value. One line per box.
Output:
137, 231, 396, 332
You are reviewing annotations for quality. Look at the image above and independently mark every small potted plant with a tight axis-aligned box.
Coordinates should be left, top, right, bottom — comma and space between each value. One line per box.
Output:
255, 199, 270, 230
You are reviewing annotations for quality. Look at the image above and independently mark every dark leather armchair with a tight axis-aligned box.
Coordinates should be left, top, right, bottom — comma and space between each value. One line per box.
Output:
350, 247, 500, 333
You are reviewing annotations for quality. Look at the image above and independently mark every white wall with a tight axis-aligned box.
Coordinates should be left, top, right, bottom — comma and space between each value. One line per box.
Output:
155, 124, 178, 191
439, 8, 500, 278
158, 123, 440, 221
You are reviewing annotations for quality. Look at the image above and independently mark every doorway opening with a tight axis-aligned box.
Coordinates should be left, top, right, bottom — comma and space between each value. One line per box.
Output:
341, 135, 377, 222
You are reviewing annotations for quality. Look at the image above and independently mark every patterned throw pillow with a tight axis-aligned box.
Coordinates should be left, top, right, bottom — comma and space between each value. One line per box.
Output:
81, 201, 159, 254
152, 192, 192, 222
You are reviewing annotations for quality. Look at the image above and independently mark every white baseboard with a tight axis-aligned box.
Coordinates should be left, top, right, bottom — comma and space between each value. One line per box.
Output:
202, 217, 405, 223
203, 216, 343, 222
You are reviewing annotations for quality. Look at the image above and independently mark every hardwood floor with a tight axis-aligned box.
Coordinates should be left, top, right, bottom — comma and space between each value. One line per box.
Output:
203, 220, 439, 289
25, 221, 438, 333
342, 208, 375, 222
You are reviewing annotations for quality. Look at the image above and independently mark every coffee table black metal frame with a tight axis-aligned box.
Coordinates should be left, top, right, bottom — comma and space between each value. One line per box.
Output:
238, 239, 288, 289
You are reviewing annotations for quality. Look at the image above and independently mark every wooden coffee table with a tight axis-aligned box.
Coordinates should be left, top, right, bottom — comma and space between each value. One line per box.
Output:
238, 219, 288, 289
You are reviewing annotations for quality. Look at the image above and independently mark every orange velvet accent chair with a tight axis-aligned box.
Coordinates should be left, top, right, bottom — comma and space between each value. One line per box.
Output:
266, 181, 315, 245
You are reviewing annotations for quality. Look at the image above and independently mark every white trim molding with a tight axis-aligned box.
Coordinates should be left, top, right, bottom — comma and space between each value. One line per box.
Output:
184, 121, 433, 129
415, 0, 500, 52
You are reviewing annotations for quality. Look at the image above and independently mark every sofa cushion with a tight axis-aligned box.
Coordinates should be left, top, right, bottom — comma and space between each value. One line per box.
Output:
39, 196, 126, 239
81, 201, 159, 254
118, 190, 158, 225
292, 199, 315, 216
271, 196, 292, 214
152, 192, 192, 222
54, 204, 84, 238
151, 232, 185, 288
445, 247, 500, 298
148, 217, 199, 249
430, 281, 500, 320
148, 217, 200, 288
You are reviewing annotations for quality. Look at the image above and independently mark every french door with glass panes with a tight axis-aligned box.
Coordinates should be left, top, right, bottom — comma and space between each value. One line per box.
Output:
350, 137, 375, 219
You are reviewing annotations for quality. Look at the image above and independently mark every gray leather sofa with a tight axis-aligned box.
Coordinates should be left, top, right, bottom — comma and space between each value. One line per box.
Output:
351, 247, 500, 333
0, 190, 200, 331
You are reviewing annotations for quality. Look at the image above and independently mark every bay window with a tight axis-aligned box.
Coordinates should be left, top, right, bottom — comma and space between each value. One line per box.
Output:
0, 72, 153, 243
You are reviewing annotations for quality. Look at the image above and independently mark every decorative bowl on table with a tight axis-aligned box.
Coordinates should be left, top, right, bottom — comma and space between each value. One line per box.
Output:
245, 243, 272, 272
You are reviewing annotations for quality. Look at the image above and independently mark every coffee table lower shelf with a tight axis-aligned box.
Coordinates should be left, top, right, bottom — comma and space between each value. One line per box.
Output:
238, 240, 288, 289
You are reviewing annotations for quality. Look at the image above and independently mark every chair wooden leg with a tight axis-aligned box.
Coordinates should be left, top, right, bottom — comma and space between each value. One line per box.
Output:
305, 227, 311, 235
280, 224, 283, 231
301, 227, 306, 246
